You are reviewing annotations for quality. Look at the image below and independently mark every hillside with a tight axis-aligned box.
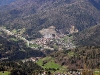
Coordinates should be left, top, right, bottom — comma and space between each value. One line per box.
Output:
50, 46, 100, 69
0, 32, 45, 61
73, 24, 100, 46
0, 0, 100, 73
0, 0, 100, 40
0, 0, 16, 6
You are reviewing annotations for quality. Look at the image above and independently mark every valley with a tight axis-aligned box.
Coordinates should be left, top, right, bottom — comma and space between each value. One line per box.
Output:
0, 0, 100, 75
0, 26, 76, 50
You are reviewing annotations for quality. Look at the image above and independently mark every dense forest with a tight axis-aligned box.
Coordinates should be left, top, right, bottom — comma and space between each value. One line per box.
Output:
0, 61, 43, 75
73, 24, 100, 46
0, 0, 100, 40
0, 35, 45, 61
50, 46, 100, 69
0, 0, 15, 6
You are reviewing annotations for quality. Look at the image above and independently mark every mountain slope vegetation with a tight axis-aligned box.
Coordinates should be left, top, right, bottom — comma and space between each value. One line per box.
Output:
0, 35, 45, 61
0, 0, 16, 6
0, 0, 100, 72
73, 24, 100, 46
0, 0, 100, 40
50, 46, 100, 69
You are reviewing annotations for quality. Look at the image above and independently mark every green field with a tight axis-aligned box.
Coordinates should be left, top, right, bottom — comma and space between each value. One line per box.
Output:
0, 71, 10, 75
0, 31, 2, 35
94, 70, 100, 75
37, 57, 60, 74
9, 38, 18, 42
12, 28, 26, 35
37, 56, 69, 74
29, 44, 39, 48
37, 57, 61, 69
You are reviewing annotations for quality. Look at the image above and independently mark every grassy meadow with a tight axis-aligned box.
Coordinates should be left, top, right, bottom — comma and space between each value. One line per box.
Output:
0, 71, 10, 75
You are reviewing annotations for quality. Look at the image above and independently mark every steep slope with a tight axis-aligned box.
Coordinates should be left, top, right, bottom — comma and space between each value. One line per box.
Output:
73, 24, 100, 46
0, 0, 16, 6
50, 46, 100, 69
0, 0, 100, 40
89, 0, 100, 10
0, 34, 45, 61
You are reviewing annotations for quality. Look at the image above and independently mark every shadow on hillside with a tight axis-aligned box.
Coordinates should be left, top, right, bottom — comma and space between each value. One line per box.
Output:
89, 0, 100, 10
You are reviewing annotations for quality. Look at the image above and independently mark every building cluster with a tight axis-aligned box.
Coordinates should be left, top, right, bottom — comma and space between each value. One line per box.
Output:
35, 38, 52, 45
29, 26, 76, 50
54, 71, 81, 75
22, 57, 41, 63
37, 70, 82, 75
